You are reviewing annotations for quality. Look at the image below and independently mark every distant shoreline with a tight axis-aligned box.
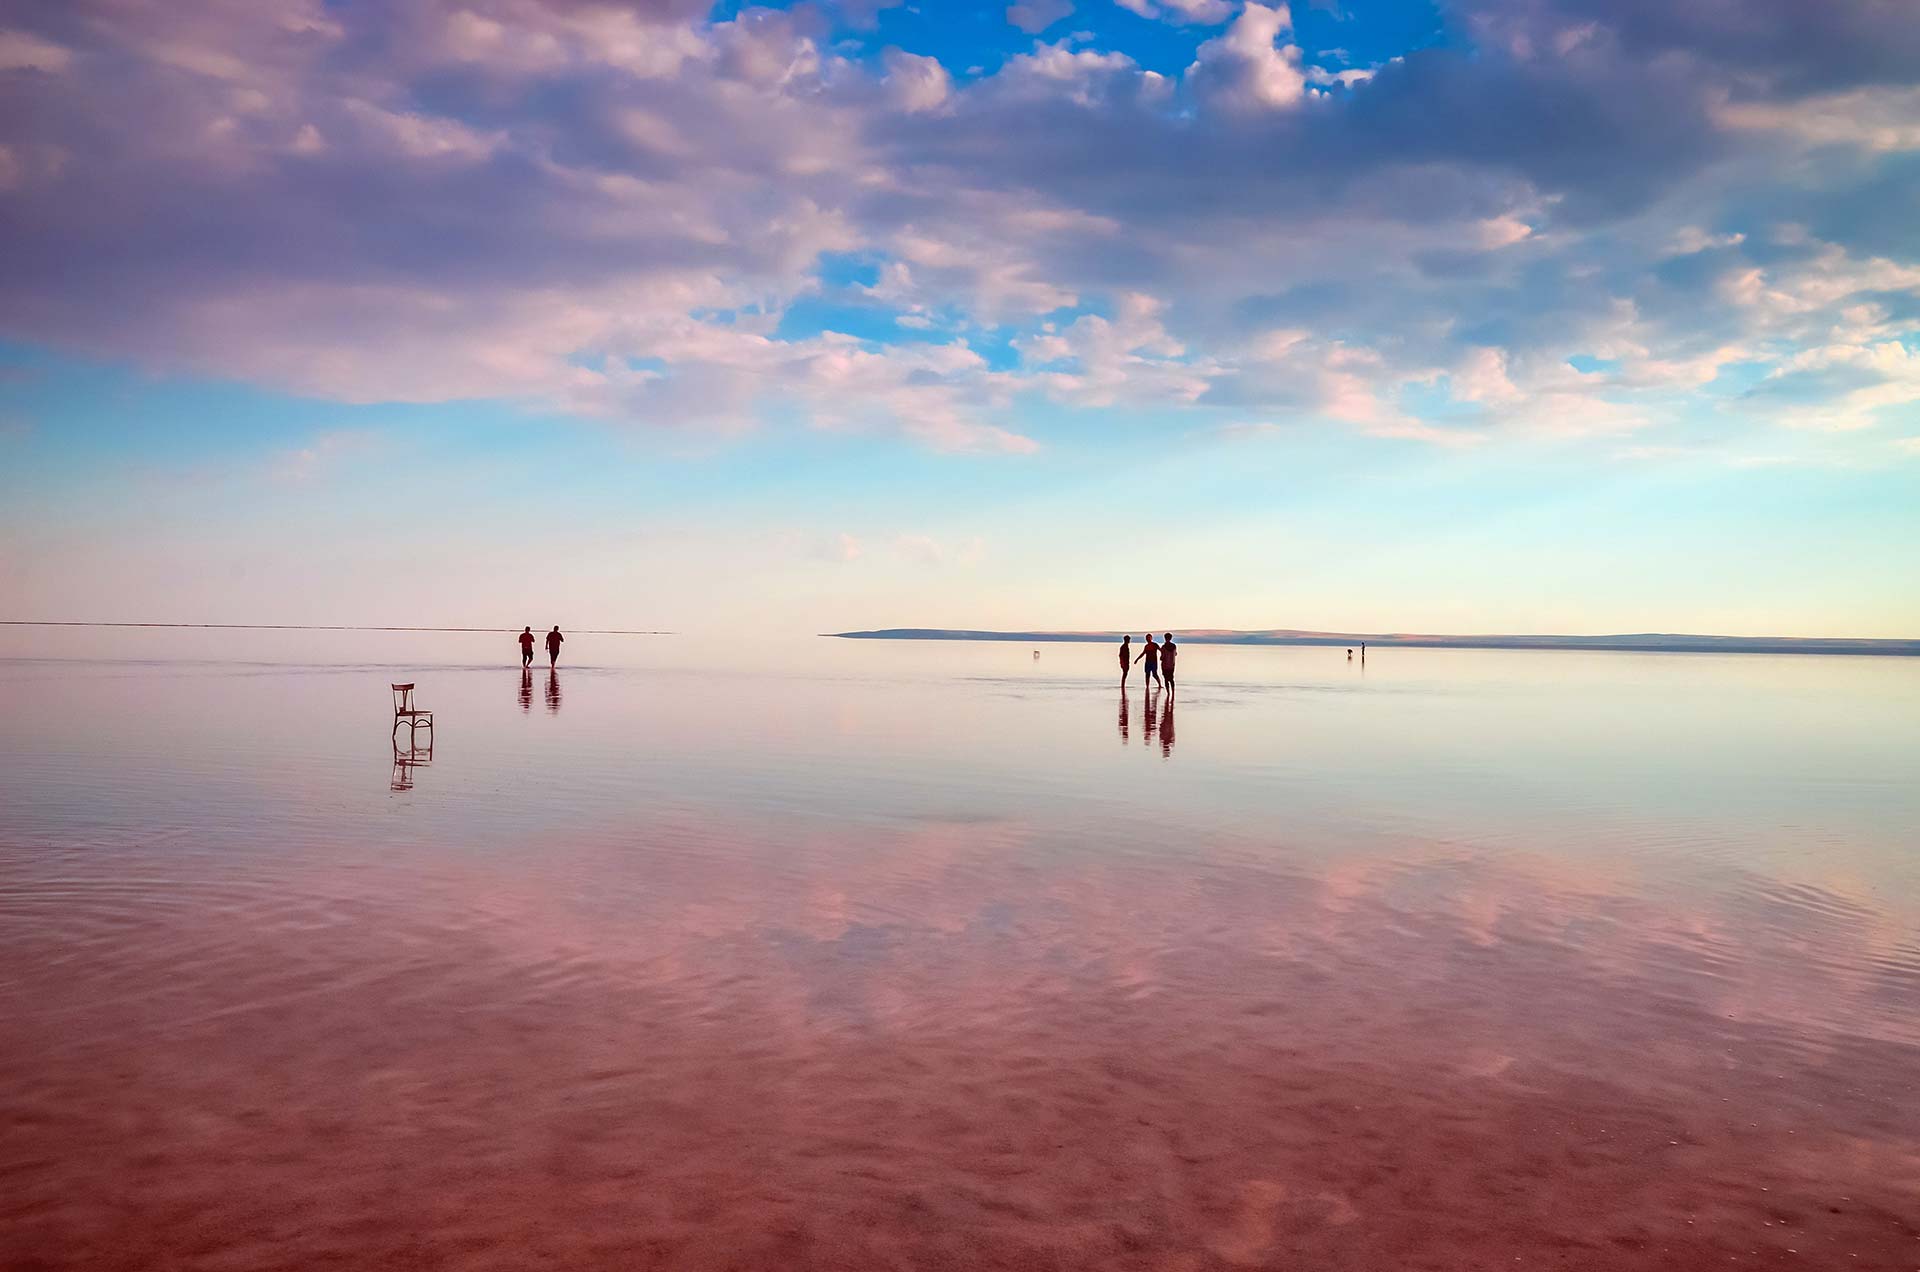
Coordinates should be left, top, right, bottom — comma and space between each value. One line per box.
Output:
828, 628, 1920, 657
0, 621, 673, 635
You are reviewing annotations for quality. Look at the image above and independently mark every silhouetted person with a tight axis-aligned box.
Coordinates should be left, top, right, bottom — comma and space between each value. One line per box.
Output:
1346, 648, 1353, 660
546, 625, 564, 668
1161, 633, 1177, 694
519, 667, 533, 712
1118, 634, 1132, 685
1118, 690, 1130, 744
1159, 693, 1175, 757
1360, 641, 1366, 662
1134, 634, 1161, 687
519, 626, 535, 667
545, 669, 561, 714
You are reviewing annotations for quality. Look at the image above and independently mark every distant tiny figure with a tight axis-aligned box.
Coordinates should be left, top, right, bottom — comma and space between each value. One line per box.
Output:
1033, 650, 1040, 660
1161, 633, 1177, 694
519, 626, 536, 667
1346, 648, 1353, 660
1360, 641, 1367, 662
1119, 634, 1132, 685
546, 625, 564, 668
1135, 634, 1161, 687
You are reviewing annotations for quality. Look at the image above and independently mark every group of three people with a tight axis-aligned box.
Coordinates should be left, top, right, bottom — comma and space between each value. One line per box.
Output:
1120, 633, 1177, 689
518, 625, 564, 668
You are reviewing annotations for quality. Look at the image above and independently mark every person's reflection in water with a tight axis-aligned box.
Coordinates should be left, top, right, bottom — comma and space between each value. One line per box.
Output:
519, 667, 533, 712
1143, 689, 1158, 747
545, 669, 561, 714
1118, 690, 1130, 744
1159, 692, 1176, 757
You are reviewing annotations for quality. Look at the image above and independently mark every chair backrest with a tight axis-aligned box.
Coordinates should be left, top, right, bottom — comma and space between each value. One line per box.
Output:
391, 683, 414, 713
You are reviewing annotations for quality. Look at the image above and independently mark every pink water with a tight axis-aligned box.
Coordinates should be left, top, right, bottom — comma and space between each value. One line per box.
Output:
2, 632, 1917, 1269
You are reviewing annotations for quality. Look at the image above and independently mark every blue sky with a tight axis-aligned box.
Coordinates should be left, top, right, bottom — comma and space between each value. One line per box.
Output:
1, 0, 1917, 636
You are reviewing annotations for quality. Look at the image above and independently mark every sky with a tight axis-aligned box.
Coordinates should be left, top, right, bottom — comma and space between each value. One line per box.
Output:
1, 0, 1917, 638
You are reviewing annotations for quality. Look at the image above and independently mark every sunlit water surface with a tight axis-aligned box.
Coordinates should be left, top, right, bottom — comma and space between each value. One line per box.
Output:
2, 630, 1917, 1270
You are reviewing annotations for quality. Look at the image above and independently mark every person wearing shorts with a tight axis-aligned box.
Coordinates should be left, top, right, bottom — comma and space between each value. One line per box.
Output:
518, 627, 535, 667
1118, 634, 1132, 684
1134, 634, 1161, 687
545, 626, 564, 668
1160, 633, 1177, 693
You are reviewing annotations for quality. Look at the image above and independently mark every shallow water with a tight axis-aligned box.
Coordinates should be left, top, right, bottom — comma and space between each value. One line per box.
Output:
2, 632, 1918, 1270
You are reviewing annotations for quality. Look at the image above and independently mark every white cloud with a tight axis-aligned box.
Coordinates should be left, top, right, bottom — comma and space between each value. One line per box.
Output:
994, 39, 1142, 103
1475, 215, 1534, 248
1453, 347, 1522, 404
1114, 0, 1233, 23
1669, 227, 1746, 254
883, 49, 950, 114
1716, 87, 1920, 154
1187, 4, 1307, 112
1305, 64, 1376, 89
1015, 292, 1209, 407
1754, 341, 1920, 431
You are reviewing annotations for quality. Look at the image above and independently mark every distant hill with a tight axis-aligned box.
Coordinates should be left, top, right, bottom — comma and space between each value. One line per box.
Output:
828, 628, 1920, 657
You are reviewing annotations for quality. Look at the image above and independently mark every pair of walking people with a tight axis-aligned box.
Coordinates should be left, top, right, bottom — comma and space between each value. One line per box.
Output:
1120, 633, 1177, 690
518, 626, 564, 668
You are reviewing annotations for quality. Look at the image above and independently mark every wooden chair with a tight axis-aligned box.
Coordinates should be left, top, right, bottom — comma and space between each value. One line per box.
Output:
391, 683, 433, 743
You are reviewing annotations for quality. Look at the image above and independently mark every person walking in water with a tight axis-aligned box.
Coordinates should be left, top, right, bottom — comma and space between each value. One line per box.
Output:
518, 626, 536, 667
545, 625, 564, 668
1118, 634, 1133, 685
1134, 633, 1161, 687
1160, 633, 1178, 694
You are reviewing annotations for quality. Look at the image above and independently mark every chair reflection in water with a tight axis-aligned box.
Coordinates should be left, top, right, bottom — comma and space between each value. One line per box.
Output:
391, 737, 433, 791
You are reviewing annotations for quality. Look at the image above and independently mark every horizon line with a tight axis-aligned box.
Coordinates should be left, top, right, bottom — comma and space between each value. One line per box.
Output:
1, 621, 675, 635
827, 627, 1920, 655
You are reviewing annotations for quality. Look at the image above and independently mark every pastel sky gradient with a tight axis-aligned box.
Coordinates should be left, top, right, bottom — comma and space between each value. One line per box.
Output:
1, 0, 1917, 636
